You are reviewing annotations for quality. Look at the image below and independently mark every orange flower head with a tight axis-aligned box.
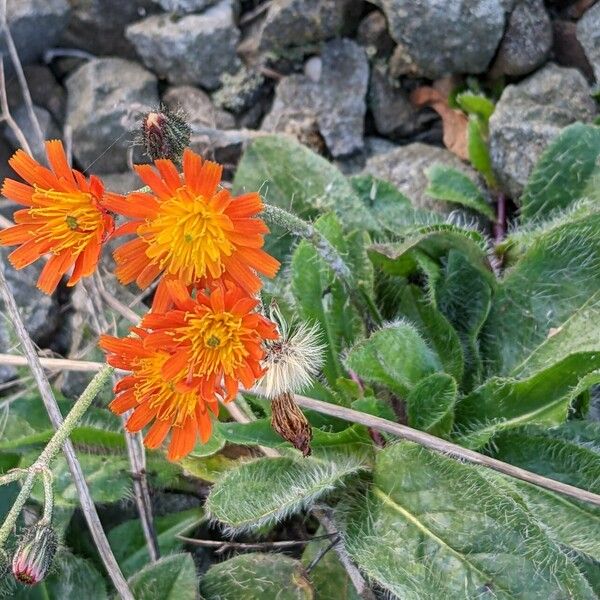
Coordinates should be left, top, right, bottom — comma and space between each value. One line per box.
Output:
0, 140, 114, 293
103, 148, 280, 308
101, 281, 278, 460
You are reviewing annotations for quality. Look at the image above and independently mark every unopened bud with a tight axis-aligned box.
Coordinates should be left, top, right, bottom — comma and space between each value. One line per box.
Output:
12, 523, 58, 585
271, 391, 312, 457
141, 107, 191, 165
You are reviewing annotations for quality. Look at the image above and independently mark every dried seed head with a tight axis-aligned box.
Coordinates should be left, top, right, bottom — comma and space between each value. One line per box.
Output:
12, 523, 58, 586
271, 391, 312, 456
140, 107, 191, 165
260, 306, 325, 399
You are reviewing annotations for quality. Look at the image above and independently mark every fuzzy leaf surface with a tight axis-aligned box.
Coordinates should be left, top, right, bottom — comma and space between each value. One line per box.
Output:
406, 373, 457, 437
127, 554, 197, 600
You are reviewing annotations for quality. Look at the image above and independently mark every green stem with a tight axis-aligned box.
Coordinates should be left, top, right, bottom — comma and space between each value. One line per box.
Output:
0, 365, 113, 548
262, 204, 383, 328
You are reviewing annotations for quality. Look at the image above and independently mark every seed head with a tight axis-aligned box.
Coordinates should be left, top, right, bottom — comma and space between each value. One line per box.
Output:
12, 523, 58, 586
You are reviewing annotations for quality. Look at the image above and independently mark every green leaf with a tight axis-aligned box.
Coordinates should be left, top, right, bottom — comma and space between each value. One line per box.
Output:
368, 224, 492, 282
435, 250, 492, 389
425, 164, 495, 219
456, 92, 495, 121
491, 424, 600, 560
302, 537, 360, 600
453, 359, 600, 448
406, 373, 457, 437
340, 442, 595, 599
200, 553, 314, 599
467, 115, 496, 187
12, 552, 107, 600
482, 212, 600, 376
350, 397, 396, 422
346, 322, 443, 398
233, 135, 377, 240
520, 123, 600, 222
206, 456, 363, 532
396, 284, 464, 383
350, 174, 442, 233
291, 213, 367, 388
128, 554, 197, 600
109, 508, 203, 577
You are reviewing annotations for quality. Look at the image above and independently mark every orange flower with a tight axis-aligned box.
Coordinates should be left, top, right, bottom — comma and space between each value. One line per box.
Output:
101, 281, 278, 460
103, 148, 280, 310
0, 140, 114, 293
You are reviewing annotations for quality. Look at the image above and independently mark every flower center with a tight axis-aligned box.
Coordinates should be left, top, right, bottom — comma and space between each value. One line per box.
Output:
139, 187, 235, 285
177, 310, 249, 377
134, 353, 197, 425
29, 187, 103, 256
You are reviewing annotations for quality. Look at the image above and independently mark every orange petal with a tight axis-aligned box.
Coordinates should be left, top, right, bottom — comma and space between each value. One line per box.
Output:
165, 278, 195, 311
182, 148, 202, 191
144, 419, 171, 449
226, 193, 263, 218
0, 223, 33, 245
109, 389, 138, 414
134, 165, 173, 201
222, 254, 261, 295
9, 150, 56, 189
103, 192, 159, 219
168, 417, 198, 460
1, 178, 33, 206
154, 159, 181, 193
237, 247, 280, 278
37, 251, 75, 294
161, 350, 189, 380
196, 405, 213, 444
67, 236, 101, 287
196, 161, 222, 198
126, 403, 157, 432
45, 140, 76, 187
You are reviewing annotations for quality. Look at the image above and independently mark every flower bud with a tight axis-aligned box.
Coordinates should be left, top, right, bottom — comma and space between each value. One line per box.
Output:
12, 523, 58, 585
141, 107, 191, 165
271, 391, 313, 457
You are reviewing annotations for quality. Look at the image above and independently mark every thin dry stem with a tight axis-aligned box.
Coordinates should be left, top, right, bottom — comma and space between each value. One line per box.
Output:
0, 58, 31, 155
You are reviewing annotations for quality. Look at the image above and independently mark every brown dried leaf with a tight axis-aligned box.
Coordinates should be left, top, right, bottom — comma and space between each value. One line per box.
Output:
271, 392, 312, 457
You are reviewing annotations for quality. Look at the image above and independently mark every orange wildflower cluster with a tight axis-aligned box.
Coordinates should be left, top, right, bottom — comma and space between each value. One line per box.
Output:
0, 140, 280, 459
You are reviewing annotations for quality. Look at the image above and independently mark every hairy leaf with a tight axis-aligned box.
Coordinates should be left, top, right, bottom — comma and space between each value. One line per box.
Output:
425, 164, 494, 219
206, 456, 363, 532
467, 115, 496, 187
406, 373, 457, 437
340, 443, 595, 599
520, 123, 600, 222
346, 322, 442, 398
127, 554, 197, 600
200, 553, 313, 599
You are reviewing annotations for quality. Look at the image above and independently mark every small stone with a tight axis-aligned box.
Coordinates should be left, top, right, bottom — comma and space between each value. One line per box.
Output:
126, 2, 240, 90
317, 39, 369, 157
388, 42, 421, 78
150, 0, 218, 13
66, 58, 159, 173
577, 2, 600, 83
1, 0, 70, 67
304, 56, 322, 82
3, 106, 60, 162
489, 63, 596, 198
491, 0, 553, 77
375, 0, 507, 78
0, 249, 60, 345
368, 68, 423, 139
553, 20, 594, 82
163, 85, 235, 130
212, 66, 266, 114
363, 142, 479, 214
258, 0, 361, 55
356, 10, 395, 59
60, 0, 158, 58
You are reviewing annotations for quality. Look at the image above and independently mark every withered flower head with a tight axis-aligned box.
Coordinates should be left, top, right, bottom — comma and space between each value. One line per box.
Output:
12, 523, 58, 586
271, 391, 313, 457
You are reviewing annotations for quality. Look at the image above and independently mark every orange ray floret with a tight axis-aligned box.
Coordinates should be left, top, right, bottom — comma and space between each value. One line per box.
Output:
103, 148, 280, 304
0, 140, 114, 293
100, 282, 278, 461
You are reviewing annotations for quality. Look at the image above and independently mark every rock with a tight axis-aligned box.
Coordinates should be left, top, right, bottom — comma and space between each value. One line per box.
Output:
363, 142, 479, 213
212, 66, 266, 114
3, 105, 60, 162
0, 322, 17, 384
490, 0, 552, 77
163, 85, 235, 130
577, 2, 600, 83
262, 39, 368, 157
552, 20, 594, 82
258, 0, 361, 54
317, 39, 369, 157
356, 10, 395, 60
375, 0, 507, 78
60, 0, 158, 58
5, 65, 66, 125
304, 56, 322, 82
368, 68, 425, 139
126, 2, 240, 90
261, 74, 325, 153
150, 0, 218, 13
388, 42, 421, 78
66, 58, 159, 173
0, 249, 60, 345
489, 64, 596, 198
1, 0, 70, 66
101, 172, 141, 195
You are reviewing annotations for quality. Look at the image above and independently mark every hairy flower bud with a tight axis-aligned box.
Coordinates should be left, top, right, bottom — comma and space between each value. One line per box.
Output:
141, 107, 191, 165
12, 523, 58, 585
271, 391, 313, 457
